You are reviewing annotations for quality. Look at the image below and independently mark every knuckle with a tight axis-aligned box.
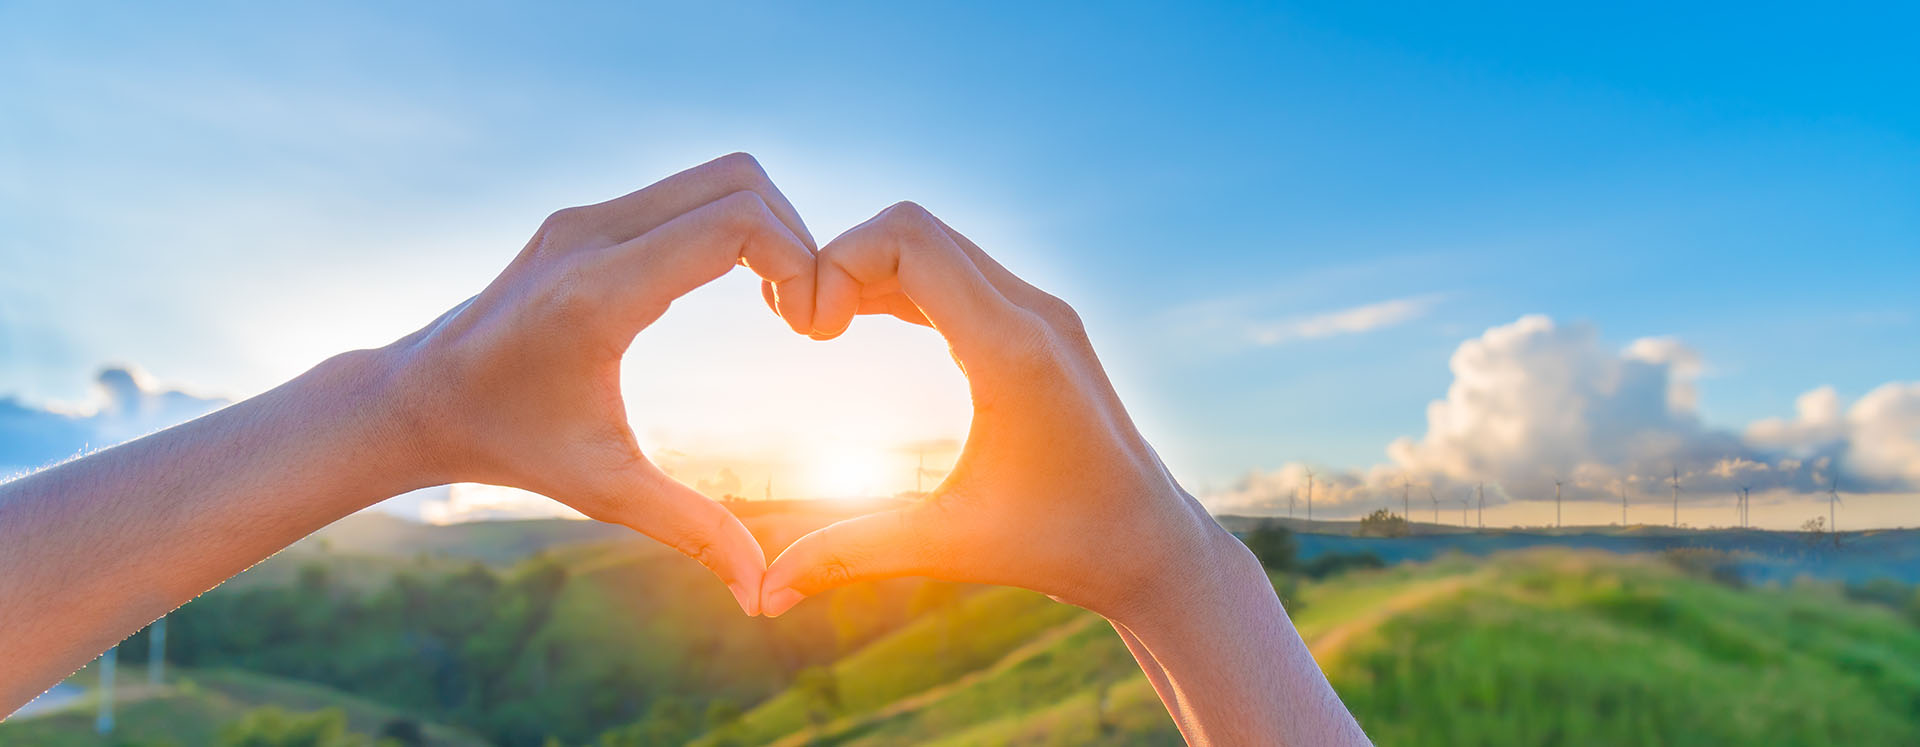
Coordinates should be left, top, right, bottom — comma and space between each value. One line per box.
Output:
881, 201, 937, 240
817, 555, 857, 587
536, 206, 589, 242
712, 152, 770, 189
1035, 292, 1087, 341
675, 534, 718, 569
717, 191, 775, 234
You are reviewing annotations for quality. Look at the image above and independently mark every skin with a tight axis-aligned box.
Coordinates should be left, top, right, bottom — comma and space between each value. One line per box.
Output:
0, 155, 1369, 745
764, 201, 1371, 745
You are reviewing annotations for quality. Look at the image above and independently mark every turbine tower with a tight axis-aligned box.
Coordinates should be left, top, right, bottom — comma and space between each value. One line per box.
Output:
1288, 488, 1296, 520
1401, 476, 1411, 524
1305, 468, 1315, 522
1554, 479, 1563, 529
1618, 483, 1629, 525
1740, 485, 1751, 529
1459, 494, 1470, 526
1427, 486, 1440, 524
1477, 486, 1485, 529
1669, 468, 1683, 528
1476, 483, 1485, 528
1828, 475, 1843, 545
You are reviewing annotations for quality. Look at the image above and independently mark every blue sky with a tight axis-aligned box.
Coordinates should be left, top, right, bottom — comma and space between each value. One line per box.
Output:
3, 2, 1916, 525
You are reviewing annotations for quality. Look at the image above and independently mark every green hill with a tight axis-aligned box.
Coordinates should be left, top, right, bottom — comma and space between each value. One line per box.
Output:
16, 507, 1918, 746
0, 664, 484, 746
707, 550, 1920, 746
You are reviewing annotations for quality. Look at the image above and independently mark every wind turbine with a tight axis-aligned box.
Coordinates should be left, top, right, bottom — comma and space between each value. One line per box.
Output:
1459, 493, 1471, 526
1554, 480, 1564, 529
1740, 486, 1751, 529
1401, 476, 1411, 524
1669, 468, 1683, 528
1477, 486, 1485, 529
1476, 483, 1485, 528
1618, 483, 1629, 525
1828, 475, 1843, 544
1305, 469, 1315, 522
1427, 486, 1440, 524
1288, 488, 1296, 520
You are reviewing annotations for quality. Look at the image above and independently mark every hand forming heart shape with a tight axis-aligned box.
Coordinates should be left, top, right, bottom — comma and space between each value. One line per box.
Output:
383, 153, 1229, 628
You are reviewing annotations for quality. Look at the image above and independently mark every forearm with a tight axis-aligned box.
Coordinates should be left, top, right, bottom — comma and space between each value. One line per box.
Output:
1110, 620, 1186, 726
0, 348, 423, 712
1117, 530, 1370, 746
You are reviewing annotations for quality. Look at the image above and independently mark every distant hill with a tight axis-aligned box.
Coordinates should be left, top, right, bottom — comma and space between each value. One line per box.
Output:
0, 664, 485, 746
1217, 515, 1920, 584
22, 503, 1915, 745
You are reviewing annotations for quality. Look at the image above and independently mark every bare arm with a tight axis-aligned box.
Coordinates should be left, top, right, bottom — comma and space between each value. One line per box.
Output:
0, 351, 416, 712
759, 202, 1370, 745
0, 153, 818, 715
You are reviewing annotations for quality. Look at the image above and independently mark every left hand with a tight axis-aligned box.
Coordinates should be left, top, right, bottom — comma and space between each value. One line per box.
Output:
379, 153, 818, 614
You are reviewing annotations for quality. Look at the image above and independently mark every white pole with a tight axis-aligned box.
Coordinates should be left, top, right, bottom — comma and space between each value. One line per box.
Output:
148, 616, 167, 685
95, 645, 117, 735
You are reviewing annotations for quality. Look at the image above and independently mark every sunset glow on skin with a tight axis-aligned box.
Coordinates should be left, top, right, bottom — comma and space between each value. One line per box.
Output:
0, 154, 1374, 744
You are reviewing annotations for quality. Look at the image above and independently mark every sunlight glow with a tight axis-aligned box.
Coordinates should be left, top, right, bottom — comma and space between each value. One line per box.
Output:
809, 446, 891, 500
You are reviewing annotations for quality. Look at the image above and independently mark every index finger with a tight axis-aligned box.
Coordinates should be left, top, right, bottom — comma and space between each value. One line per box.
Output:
580, 152, 818, 252
812, 202, 1035, 356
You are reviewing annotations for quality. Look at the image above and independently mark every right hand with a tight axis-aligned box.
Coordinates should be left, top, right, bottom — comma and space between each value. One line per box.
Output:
759, 202, 1246, 621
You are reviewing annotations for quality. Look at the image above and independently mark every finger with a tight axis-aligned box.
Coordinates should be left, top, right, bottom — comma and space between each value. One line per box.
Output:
573, 152, 817, 252
920, 212, 1050, 310
811, 202, 1030, 350
760, 507, 944, 617
612, 467, 769, 616
590, 190, 817, 333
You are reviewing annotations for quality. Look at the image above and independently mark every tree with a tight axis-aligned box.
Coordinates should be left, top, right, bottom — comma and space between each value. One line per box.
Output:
1356, 509, 1410, 538
1801, 516, 1830, 548
219, 706, 367, 747
1242, 522, 1298, 572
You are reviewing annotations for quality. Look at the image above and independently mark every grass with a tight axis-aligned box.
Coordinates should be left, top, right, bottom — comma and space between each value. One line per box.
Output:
0, 665, 484, 746
710, 586, 1085, 745
706, 549, 1920, 746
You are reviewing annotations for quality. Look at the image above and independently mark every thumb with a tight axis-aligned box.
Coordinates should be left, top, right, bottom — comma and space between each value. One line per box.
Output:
760, 506, 947, 618
603, 467, 769, 616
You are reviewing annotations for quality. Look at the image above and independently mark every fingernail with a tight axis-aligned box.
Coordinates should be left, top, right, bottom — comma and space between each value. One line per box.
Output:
762, 587, 807, 618
729, 583, 759, 617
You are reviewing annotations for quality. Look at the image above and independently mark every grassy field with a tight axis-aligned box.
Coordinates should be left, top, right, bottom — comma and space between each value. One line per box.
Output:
0, 664, 485, 746
697, 551, 1920, 746
7, 510, 1918, 746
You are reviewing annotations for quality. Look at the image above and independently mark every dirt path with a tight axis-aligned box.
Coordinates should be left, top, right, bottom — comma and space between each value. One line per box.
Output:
1307, 572, 1484, 667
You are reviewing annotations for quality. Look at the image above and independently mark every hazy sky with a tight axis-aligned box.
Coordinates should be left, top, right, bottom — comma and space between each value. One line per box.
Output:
3, 2, 1916, 526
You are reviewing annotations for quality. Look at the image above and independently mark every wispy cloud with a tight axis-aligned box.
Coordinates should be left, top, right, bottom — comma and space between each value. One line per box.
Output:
1247, 295, 1442, 346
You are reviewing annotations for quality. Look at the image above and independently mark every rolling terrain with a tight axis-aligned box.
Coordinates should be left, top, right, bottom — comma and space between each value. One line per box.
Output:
7, 506, 1918, 745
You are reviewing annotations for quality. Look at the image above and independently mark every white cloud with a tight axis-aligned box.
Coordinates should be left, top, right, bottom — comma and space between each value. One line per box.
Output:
410, 484, 583, 526
1212, 314, 1918, 514
0, 366, 226, 475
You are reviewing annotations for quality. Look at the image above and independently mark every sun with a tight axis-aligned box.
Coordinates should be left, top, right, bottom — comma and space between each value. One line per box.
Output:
810, 446, 890, 500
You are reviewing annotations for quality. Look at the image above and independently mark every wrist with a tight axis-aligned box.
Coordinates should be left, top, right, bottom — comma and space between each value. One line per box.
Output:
301, 345, 446, 500
1108, 518, 1277, 633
